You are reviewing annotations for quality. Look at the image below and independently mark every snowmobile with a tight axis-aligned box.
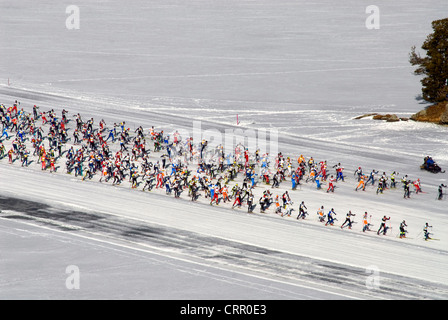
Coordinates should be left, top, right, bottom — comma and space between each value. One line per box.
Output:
421, 156, 444, 173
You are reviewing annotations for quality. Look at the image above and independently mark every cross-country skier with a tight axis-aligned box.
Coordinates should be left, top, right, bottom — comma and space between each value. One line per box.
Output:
281, 200, 294, 217
306, 167, 317, 183
73, 129, 81, 144
376, 175, 387, 194
106, 127, 116, 142
21, 152, 29, 167
317, 206, 325, 222
401, 174, 408, 185
366, 169, 379, 185
0, 127, 9, 140
390, 171, 397, 188
221, 185, 229, 203
354, 166, 363, 181
33, 105, 39, 119
362, 212, 372, 232
156, 171, 164, 188
403, 180, 411, 198
325, 208, 337, 226
377, 215, 390, 235
315, 174, 323, 190
291, 172, 298, 190
297, 201, 307, 219
0, 142, 5, 159
131, 171, 139, 189
142, 174, 155, 191
232, 190, 242, 209
259, 191, 272, 213
355, 174, 367, 191
210, 184, 220, 205
341, 211, 355, 229
271, 171, 280, 188
326, 175, 336, 193
112, 167, 121, 185
99, 164, 109, 183
333, 163, 344, 182
247, 192, 255, 213
200, 139, 207, 159
413, 179, 422, 194
165, 176, 172, 195
281, 191, 290, 207
399, 220, 408, 238
423, 223, 433, 241
438, 184, 447, 200
272, 195, 280, 214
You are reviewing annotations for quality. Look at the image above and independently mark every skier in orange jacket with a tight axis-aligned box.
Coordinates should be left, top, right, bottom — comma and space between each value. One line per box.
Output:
355, 174, 367, 191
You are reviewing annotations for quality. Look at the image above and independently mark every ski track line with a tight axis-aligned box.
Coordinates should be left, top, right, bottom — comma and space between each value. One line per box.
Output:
49, 66, 414, 83
0, 46, 364, 63
0, 217, 357, 300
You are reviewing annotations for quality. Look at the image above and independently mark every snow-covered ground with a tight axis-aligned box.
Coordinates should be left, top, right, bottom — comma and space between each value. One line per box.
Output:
1, 0, 448, 300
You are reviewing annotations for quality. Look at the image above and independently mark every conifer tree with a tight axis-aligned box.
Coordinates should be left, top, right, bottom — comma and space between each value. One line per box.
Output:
409, 18, 448, 102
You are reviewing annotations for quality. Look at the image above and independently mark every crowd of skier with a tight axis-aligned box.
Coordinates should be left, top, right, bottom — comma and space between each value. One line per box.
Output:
0, 100, 443, 241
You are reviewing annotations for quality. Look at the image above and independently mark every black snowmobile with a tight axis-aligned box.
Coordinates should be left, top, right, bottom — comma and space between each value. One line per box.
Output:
421, 156, 445, 173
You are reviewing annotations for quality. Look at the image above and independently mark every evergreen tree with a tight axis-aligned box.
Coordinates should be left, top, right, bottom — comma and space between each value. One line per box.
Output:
409, 18, 448, 103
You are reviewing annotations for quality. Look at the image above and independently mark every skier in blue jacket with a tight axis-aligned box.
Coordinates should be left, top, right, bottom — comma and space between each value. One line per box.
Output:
325, 208, 337, 226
